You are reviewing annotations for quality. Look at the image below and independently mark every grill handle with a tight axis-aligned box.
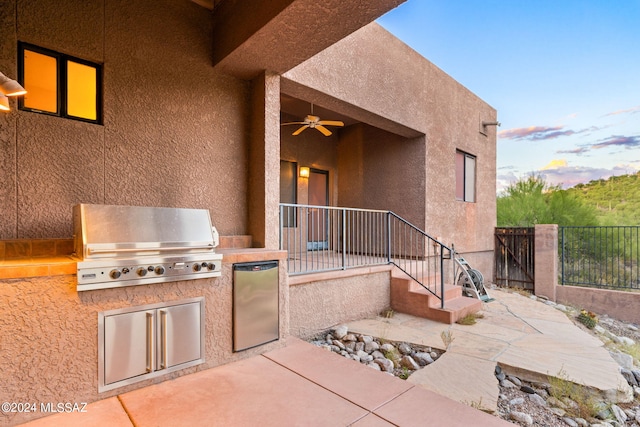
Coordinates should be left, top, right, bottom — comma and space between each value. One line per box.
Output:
88, 245, 214, 255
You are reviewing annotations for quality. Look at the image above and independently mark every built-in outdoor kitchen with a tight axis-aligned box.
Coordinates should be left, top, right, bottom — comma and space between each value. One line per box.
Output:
0, 204, 288, 426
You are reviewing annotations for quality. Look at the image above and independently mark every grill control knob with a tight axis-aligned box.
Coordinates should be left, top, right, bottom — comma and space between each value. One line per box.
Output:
137, 267, 147, 277
193, 263, 202, 272
155, 266, 165, 275
110, 269, 121, 279
207, 263, 215, 271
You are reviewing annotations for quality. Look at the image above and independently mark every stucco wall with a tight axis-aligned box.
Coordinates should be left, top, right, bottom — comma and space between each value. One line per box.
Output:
289, 270, 391, 339
0, 0, 250, 239
283, 22, 497, 280
0, 257, 289, 426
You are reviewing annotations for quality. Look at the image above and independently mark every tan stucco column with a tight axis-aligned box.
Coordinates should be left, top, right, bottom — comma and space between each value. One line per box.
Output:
248, 71, 280, 249
534, 224, 558, 301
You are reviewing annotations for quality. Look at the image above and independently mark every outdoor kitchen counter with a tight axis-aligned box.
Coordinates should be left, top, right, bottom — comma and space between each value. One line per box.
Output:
217, 248, 287, 264
0, 249, 286, 280
0, 256, 77, 280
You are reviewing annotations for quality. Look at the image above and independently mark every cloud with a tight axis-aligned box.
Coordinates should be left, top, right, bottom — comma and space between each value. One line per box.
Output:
591, 135, 640, 150
498, 126, 570, 141
602, 105, 640, 117
498, 125, 607, 142
541, 159, 567, 170
556, 147, 590, 155
536, 161, 640, 189
554, 134, 639, 156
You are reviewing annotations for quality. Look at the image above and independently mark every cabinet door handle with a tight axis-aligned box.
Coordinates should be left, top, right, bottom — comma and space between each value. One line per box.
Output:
146, 312, 154, 373
159, 310, 168, 370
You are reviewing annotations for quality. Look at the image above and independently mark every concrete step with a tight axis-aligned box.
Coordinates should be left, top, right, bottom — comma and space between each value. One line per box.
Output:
390, 273, 482, 324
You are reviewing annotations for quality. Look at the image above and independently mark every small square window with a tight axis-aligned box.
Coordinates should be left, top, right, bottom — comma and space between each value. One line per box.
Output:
456, 150, 476, 202
18, 42, 102, 124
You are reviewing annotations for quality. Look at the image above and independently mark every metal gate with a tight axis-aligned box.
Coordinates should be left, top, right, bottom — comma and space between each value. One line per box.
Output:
494, 227, 535, 290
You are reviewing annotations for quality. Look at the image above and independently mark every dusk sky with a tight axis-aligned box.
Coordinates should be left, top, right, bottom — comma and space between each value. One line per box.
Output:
378, 0, 640, 192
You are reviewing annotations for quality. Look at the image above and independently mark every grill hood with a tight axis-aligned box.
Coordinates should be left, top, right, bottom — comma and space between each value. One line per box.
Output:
74, 204, 222, 291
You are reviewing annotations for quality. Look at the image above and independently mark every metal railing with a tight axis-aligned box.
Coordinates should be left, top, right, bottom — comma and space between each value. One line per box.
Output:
279, 204, 452, 307
560, 226, 640, 290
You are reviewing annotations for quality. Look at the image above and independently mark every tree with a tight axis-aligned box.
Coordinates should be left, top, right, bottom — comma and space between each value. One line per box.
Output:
497, 175, 598, 227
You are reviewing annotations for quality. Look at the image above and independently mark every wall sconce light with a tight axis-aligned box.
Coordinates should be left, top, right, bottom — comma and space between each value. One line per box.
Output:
0, 71, 27, 112
299, 167, 310, 178
479, 120, 501, 136
0, 72, 27, 96
0, 94, 10, 111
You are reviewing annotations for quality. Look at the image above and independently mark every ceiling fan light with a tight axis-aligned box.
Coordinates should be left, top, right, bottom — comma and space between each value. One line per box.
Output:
0, 94, 10, 111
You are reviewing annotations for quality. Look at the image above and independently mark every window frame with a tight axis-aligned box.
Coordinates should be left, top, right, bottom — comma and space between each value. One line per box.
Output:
17, 42, 103, 125
455, 150, 476, 203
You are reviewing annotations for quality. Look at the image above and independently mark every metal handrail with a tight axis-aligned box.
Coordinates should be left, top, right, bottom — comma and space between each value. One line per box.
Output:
279, 204, 452, 308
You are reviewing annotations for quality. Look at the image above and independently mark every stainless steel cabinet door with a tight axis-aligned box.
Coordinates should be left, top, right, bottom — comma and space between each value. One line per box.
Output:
104, 310, 154, 385
158, 302, 202, 369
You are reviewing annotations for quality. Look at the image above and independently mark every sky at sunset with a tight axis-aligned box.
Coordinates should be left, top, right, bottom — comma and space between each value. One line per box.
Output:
378, 0, 640, 192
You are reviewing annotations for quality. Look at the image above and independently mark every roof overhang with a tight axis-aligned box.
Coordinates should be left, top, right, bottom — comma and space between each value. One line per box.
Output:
212, 0, 405, 80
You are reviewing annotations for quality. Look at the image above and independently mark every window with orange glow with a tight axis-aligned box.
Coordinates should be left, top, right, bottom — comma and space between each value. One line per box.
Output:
18, 43, 102, 124
67, 61, 97, 121
23, 50, 58, 113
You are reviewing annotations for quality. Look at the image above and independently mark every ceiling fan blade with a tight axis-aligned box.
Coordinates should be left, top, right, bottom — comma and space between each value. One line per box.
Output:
282, 121, 306, 126
317, 120, 344, 127
315, 125, 333, 136
306, 115, 320, 123
292, 125, 309, 136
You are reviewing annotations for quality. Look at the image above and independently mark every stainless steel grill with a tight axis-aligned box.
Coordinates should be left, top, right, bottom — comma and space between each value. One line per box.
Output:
74, 204, 222, 291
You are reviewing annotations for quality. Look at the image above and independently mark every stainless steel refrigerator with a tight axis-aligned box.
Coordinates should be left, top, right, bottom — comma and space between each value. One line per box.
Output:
233, 261, 279, 351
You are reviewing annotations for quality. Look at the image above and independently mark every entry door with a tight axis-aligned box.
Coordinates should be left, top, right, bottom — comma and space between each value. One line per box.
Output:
308, 169, 329, 250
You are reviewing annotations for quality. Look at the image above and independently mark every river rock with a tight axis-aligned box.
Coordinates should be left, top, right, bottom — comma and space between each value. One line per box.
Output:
367, 362, 381, 371
621, 368, 638, 386
400, 355, 420, 370
380, 343, 395, 353
528, 393, 546, 406
611, 404, 628, 423
343, 333, 357, 342
573, 418, 589, 427
371, 350, 385, 360
509, 397, 524, 406
355, 342, 365, 352
611, 351, 634, 370
520, 385, 535, 394
332, 340, 346, 350
619, 336, 636, 346
500, 379, 517, 388
374, 357, 394, 372
413, 352, 434, 366
507, 375, 522, 387
510, 411, 533, 425
398, 342, 413, 355
359, 335, 373, 344
365, 341, 380, 353
333, 325, 348, 339
562, 417, 578, 427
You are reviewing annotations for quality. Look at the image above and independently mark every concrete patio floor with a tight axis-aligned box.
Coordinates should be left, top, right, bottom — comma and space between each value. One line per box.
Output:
18, 288, 631, 427
19, 337, 510, 427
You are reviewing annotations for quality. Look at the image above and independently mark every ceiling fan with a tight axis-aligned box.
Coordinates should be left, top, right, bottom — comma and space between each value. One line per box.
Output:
282, 103, 344, 137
